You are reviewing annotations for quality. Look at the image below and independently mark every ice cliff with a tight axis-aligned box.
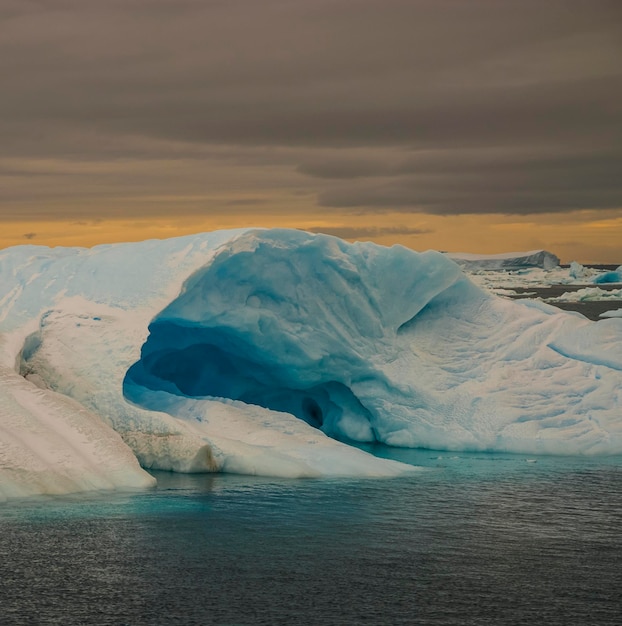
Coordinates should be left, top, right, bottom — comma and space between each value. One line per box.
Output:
1, 229, 621, 499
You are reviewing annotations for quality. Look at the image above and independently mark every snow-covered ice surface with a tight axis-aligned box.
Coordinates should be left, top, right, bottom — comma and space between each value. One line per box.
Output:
1, 229, 621, 499
0, 348, 155, 502
600, 309, 622, 319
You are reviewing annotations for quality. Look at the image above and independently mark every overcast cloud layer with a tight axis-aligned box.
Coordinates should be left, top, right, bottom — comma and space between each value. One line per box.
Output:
1, 0, 621, 219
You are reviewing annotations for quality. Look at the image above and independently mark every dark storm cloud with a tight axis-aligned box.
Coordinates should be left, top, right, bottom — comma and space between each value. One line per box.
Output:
0, 0, 620, 218
224, 198, 267, 207
318, 177, 622, 215
310, 147, 622, 214
307, 225, 433, 239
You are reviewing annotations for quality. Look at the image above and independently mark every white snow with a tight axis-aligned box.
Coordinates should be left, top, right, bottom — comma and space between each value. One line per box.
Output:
600, 309, 622, 319
1, 228, 621, 499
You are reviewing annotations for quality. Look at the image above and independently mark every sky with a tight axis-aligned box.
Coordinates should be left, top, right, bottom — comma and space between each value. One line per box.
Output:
1, 0, 621, 262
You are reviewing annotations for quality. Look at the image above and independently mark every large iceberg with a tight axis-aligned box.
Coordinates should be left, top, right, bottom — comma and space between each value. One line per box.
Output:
1, 229, 621, 499
445, 249, 560, 270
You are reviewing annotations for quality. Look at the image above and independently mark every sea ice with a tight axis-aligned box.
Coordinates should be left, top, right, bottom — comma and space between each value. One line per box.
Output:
462, 258, 604, 293
445, 249, 560, 270
546, 287, 622, 302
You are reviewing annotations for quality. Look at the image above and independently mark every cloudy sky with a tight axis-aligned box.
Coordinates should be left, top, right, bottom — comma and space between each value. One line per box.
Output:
1, 0, 621, 261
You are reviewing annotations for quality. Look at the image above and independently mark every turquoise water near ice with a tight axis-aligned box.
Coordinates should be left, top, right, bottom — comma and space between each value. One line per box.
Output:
1, 449, 621, 625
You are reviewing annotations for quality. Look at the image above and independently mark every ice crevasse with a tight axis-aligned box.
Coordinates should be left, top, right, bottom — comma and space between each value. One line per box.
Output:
1, 228, 621, 499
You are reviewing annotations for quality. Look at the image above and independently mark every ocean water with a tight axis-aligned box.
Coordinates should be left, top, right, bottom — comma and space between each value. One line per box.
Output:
1, 448, 621, 626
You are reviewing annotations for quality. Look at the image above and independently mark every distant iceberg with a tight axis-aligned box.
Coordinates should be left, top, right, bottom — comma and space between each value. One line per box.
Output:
593, 266, 622, 285
569, 261, 588, 280
445, 249, 560, 270
1, 229, 621, 499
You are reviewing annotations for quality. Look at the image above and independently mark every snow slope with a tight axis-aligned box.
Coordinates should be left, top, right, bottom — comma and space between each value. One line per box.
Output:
1, 229, 621, 498
0, 352, 154, 502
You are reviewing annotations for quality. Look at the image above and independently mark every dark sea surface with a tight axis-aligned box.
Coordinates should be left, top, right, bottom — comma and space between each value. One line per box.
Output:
1, 449, 621, 626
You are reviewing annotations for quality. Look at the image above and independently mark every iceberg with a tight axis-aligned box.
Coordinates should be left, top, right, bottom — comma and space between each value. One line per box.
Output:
445, 249, 560, 270
569, 261, 588, 280
1, 229, 621, 499
593, 266, 622, 285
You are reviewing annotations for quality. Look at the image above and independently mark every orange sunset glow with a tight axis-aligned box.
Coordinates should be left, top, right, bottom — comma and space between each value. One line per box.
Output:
2, 210, 622, 264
